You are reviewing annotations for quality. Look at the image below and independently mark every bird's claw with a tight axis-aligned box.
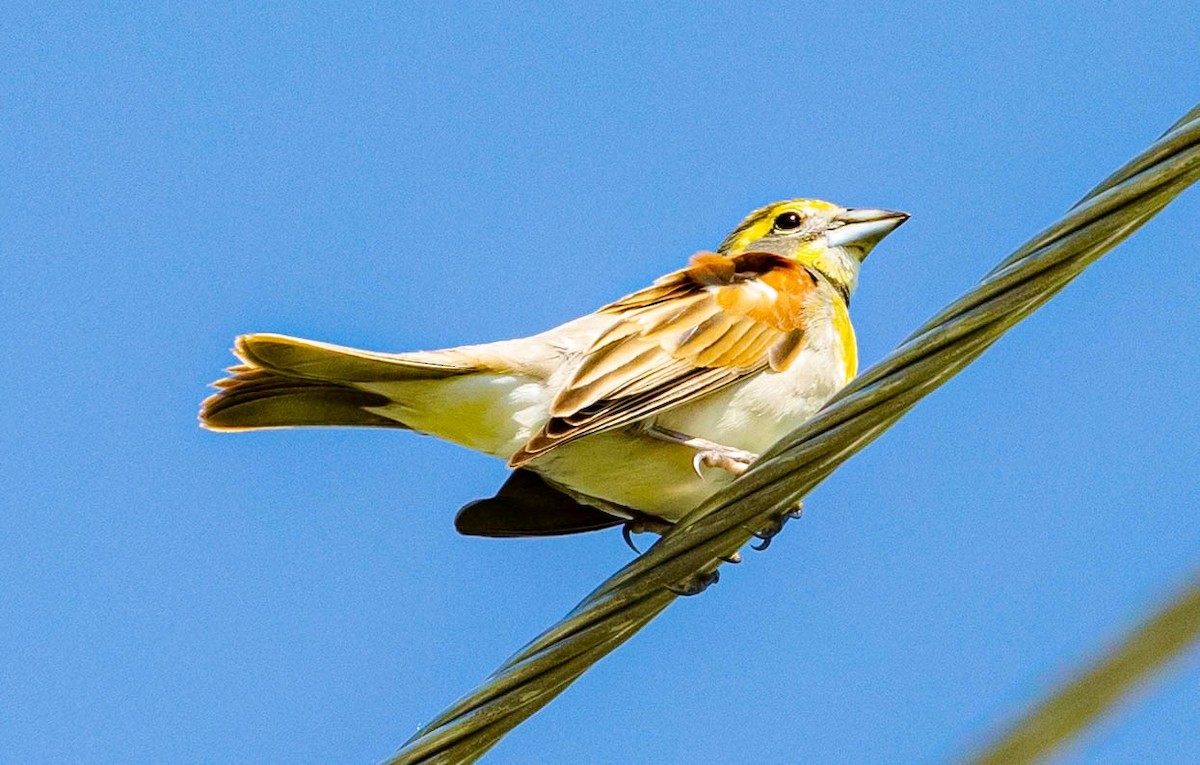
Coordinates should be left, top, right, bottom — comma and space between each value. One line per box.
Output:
750, 503, 804, 551
622, 523, 640, 553
667, 568, 720, 596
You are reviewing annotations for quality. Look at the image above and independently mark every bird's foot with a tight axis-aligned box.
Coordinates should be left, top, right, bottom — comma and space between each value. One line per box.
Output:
619, 517, 739, 565
621, 516, 674, 553
667, 568, 721, 596
641, 424, 758, 479
751, 502, 804, 551
691, 447, 757, 478
621, 517, 741, 564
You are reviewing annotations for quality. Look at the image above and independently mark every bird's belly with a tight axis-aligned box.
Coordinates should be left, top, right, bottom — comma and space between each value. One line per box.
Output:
532, 345, 850, 521
531, 433, 733, 521
656, 344, 849, 455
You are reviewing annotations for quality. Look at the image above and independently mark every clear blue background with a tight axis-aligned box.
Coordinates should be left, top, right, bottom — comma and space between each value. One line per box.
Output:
3, 3, 1198, 763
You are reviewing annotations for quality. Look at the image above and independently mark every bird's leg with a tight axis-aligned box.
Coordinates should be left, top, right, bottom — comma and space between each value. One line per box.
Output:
750, 501, 804, 551
641, 424, 759, 478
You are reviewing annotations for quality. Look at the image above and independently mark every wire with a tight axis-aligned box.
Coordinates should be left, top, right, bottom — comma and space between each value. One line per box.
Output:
966, 572, 1200, 764
385, 104, 1200, 765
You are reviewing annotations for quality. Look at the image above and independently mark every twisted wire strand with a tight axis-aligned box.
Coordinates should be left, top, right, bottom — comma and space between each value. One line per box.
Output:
967, 573, 1200, 764
386, 104, 1200, 765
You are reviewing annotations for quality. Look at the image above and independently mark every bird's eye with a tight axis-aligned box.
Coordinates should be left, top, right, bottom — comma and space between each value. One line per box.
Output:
773, 211, 802, 231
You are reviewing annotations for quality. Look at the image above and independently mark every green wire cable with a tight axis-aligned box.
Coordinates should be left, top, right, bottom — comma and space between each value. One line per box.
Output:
967, 573, 1200, 764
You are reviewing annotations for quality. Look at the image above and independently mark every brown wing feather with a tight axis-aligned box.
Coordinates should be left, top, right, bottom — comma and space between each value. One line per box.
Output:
508, 251, 819, 467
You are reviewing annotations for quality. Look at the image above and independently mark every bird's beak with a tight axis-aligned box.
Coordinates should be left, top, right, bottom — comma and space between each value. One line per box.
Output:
826, 208, 910, 261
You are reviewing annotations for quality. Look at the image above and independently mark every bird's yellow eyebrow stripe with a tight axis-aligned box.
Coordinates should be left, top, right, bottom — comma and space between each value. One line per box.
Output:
718, 216, 776, 254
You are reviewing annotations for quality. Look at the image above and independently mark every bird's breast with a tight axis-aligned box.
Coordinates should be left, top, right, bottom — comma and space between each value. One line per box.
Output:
654, 334, 852, 456
663, 292, 854, 447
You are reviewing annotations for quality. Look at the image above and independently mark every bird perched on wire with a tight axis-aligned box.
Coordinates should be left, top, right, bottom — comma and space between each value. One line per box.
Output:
201, 200, 907, 545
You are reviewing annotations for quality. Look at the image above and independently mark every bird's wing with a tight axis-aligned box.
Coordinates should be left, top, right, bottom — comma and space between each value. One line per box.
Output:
508, 251, 819, 466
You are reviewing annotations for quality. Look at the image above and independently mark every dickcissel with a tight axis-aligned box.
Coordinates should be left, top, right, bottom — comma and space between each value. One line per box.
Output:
201, 200, 907, 542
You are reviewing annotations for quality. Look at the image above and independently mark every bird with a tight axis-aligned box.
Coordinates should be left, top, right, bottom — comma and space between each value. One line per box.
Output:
201, 200, 908, 545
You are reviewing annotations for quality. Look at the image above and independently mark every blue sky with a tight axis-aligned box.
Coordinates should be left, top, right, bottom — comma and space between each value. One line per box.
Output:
3, 3, 1198, 763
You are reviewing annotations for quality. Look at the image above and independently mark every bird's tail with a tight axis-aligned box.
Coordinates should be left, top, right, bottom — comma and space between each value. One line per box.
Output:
200, 333, 482, 432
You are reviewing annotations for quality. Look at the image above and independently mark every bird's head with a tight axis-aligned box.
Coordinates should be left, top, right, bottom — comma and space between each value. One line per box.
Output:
717, 199, 909, 299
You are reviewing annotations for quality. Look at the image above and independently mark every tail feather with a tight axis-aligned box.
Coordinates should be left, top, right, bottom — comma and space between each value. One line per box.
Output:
201, 369, 402, 431
200, 333, 483, 432
235, 333, 479, 382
